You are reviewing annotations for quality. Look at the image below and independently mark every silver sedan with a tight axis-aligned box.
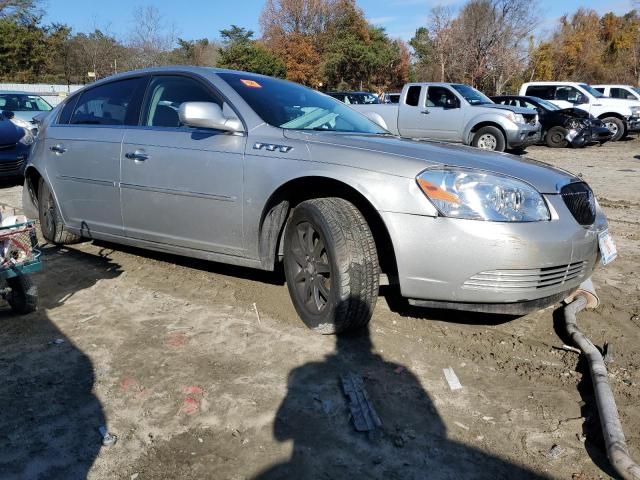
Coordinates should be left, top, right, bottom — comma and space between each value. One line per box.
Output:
23, 67, 613, 333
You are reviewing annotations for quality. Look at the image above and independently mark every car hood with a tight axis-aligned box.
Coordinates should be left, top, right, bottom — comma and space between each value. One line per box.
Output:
0, 118, 23, 145
283, 130, 579, 193
557, 108, 592, 119
8, 110, 40, 122
472, 103, 537, 115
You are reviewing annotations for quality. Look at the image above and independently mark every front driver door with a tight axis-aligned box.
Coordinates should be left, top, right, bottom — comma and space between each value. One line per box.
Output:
120, 74, 245, 256
421, 86, 464, 141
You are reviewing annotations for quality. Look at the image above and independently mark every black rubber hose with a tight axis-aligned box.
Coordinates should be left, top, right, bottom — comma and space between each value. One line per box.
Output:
565, 295, 640, 480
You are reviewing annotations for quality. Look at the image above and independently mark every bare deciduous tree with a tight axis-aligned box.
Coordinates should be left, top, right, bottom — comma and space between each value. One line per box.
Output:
127, 5, 177, 69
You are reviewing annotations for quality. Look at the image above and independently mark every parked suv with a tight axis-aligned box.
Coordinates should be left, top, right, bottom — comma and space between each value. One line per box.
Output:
352, 83, 540, 152
593, 84, 640, 102
519, 82, 640, 141
24, 67, 612, 333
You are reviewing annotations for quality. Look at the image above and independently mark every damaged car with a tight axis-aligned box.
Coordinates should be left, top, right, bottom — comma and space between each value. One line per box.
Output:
492, 95, 613, 148
23, 67, 614, 334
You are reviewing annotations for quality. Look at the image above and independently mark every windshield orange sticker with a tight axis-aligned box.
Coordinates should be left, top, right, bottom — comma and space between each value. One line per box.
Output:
241, 79, 262, 88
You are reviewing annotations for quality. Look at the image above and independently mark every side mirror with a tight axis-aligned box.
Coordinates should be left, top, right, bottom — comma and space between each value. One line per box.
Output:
444, 98, 459, 109
363, 111, 388, 130
1, 110, 15, 119
575, 94, 589, 105
178, 102, 243, 133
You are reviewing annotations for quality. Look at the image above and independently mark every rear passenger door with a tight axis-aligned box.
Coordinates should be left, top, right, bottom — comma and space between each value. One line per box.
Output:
120, 74, 246, 255
44, 76, 147, 237
398, 85, 428, 138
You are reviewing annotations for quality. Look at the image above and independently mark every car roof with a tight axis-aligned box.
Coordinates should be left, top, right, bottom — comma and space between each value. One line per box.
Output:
592, 84, 634, 88
522, 81, 587, 86
0, 90, 46, 96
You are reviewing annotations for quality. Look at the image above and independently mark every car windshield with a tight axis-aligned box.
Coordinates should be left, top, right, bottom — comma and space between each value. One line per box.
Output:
531, 97, 561, 111
451, 84, 493, 105
0, 93, 52, 112
633, 87, 640, 95
218, 73, 387, 134
579, 84, 604, 98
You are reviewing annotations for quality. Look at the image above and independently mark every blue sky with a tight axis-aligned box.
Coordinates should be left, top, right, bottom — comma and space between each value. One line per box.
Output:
42, 0, 636, 43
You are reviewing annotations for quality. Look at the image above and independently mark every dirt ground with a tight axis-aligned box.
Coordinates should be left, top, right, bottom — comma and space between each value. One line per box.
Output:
0, 138, 638, 480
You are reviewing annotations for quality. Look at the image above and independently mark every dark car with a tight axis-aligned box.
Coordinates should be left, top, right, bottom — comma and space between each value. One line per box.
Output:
0, 111, 32, 179
491, 95, 613, 148
327, 91, 380, 105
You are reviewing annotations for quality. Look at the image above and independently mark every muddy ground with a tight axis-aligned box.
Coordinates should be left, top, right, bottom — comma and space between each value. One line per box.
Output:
0, 138, 638, 480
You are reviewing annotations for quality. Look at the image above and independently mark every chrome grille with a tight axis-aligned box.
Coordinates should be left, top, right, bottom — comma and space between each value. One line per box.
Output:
561, 182, 596, 226
463, 261, 588, 291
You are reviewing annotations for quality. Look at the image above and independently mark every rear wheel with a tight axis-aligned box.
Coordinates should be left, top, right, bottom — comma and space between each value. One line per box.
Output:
601, 117, 625, 141
472, 126, 506, 152
283, 198, 379, 334
5, 275, 37, 314
545, 126, 569, 148
38, 178, 81, 245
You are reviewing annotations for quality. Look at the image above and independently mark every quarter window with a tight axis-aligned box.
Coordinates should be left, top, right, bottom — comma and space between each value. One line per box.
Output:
70, 77, 147, 126
143, 76, 222, 128
405, 86, 422, 107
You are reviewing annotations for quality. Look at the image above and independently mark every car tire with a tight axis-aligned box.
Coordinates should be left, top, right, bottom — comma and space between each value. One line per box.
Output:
6, 275, 37, 314
545, 126, 569, 148
38, 178, 81, 245
283, 198, 379, 334
601, 117, 625, 141
472, 126, 506, 152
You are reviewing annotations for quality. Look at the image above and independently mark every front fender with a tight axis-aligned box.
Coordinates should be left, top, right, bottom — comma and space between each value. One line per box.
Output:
463, 114, 517, 144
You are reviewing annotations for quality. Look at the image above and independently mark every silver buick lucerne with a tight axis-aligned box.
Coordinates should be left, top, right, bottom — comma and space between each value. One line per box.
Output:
23, 67, 613, 333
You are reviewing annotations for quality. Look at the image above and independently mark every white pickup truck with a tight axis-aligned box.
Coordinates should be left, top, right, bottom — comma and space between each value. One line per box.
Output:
351, 82, 540, 152
519, 81, 640, 141
593, 84, 640, 102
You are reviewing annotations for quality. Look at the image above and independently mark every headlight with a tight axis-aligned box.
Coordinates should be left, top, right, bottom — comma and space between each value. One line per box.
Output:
416, 168, 550, 222
631, 106, 640, 117
10, 117, 35, 146
505, 112, 525, 124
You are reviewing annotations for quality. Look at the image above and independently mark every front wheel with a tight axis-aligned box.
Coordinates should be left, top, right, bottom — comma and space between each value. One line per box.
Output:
545, 126, 569, 148
472, 126, 506, 152
5, 275, 38, 314
283, 198, 379, 334
601, 117, 626, 142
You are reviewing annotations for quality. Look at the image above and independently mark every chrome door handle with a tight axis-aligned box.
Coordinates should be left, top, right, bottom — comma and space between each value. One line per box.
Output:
125, 151, 149, 161
50, 144, 67, 154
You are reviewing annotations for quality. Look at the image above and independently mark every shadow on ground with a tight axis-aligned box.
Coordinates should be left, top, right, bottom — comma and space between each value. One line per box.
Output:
0, 245, 122, 479
254, 309, 549, 479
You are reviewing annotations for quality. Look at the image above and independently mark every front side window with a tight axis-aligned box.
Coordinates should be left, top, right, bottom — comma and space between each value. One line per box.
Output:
611, 87, 634, 100
555, 86, 586, 103
70, 77, 147, 126
143, 76, 222, 128
218, 72, 387, 134
426, 87, 458, 108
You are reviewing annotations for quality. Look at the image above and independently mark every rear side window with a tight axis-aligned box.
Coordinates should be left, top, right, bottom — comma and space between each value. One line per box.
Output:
594, 87, 605, 94
143, 76, 222, 128
70, 77, 147, 126
405, 86, 422, 107
525, 85, 555, 100
58, 96, 79, 124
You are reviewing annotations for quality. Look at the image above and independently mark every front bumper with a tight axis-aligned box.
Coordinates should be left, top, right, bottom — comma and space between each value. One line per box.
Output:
381, 194, 607, 312
505, 123, 540, 148
0, 146, 28, 178
570, 126, 613, 147
626, 116, 640, 132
